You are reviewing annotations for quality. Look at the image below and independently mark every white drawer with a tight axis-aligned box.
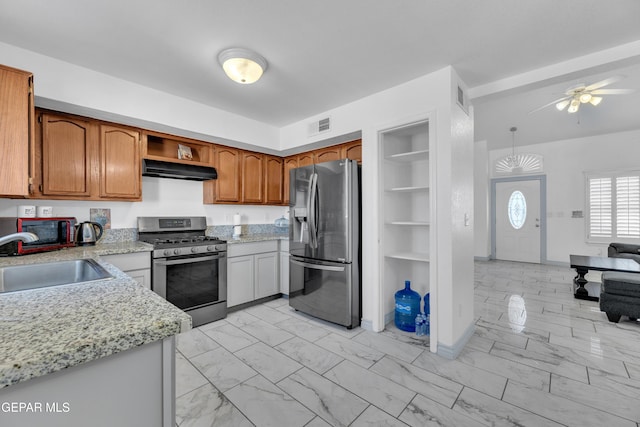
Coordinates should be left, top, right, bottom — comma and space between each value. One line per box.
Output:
228, 240, 279, 257
102, 252, 151, 271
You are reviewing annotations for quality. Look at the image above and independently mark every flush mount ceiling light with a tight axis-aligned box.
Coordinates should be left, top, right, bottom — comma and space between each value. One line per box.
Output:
530, 75, 634, 115
218, 48, 267, 84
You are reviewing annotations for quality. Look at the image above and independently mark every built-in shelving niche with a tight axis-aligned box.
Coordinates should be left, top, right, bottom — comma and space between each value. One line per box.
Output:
380, 120, 431, 329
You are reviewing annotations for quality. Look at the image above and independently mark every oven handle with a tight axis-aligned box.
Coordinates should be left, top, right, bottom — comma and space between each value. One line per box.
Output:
155, 254, 226, 266
290, 258, 345, 272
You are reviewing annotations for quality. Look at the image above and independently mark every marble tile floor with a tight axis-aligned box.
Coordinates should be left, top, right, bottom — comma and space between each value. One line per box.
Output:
174, 260, 640, 426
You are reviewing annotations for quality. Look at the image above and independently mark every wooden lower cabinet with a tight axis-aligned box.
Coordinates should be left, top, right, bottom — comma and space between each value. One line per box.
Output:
0, 65, 33, 197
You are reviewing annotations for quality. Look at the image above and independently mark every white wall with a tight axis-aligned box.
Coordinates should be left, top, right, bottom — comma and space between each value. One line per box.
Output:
479, 129, 640, 263
0, 42, 280, 150
281, 66, 476, 356
0, 178, 286, 229
474, 140, 490, 259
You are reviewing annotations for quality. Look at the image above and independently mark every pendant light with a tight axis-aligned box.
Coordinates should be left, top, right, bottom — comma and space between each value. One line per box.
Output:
218, 48, 268, 84
494, 127, 543, 175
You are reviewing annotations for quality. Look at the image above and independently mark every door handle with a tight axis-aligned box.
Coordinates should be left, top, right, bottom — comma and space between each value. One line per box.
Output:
290, 258, 345, 272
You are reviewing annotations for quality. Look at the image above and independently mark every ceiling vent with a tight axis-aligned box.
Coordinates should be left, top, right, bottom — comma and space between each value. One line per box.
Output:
308, 117, 331, 136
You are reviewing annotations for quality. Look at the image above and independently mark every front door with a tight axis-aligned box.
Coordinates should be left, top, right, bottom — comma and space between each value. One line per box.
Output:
494, 179, 542, 263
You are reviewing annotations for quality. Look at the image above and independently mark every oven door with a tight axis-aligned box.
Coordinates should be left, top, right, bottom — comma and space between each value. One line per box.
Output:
153, 252, 227, 326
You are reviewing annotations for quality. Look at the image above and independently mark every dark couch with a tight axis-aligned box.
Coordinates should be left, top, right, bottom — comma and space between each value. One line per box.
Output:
600, 271, 640, 322
608, 243, 640, 263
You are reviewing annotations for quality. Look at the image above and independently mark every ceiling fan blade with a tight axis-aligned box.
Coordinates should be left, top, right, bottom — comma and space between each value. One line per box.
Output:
585, 75, 623, 91
528, 96, 571, 114
590, 88, 635, 95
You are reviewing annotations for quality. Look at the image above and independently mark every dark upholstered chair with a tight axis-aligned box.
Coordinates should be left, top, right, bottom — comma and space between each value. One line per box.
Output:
600, 271, 640, 322
608, 243, 640, 263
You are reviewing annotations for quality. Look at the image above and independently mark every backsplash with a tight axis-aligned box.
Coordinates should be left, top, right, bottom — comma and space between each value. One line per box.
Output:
96, 224, 287, 244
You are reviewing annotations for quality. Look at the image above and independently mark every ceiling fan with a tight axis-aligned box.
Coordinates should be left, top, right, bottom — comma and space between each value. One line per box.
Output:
531, 76, 635, 114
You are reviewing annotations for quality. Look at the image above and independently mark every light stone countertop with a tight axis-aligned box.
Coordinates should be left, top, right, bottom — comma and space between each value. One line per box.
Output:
0, 241, 191, 389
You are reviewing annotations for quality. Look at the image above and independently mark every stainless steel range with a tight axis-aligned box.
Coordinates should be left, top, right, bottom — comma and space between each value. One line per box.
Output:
138, 216, 227, 327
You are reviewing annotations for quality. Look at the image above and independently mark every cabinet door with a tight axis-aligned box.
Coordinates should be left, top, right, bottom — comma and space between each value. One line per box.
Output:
297, 153, 314, 167
341, 139, 362, 164
283, 156, 298, 206
314, 146, 342, 164
209, 146, 241, 203
255, 252, 279, 299
241, 151, 264, 204
264, 155, 283, 205
227, 255, 254, 307
0, 65, 33, 197
99, 125, 141, 200
40, 113, 94, 197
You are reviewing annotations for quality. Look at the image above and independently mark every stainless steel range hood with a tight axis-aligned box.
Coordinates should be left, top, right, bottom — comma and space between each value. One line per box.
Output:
142, 159, 217, 181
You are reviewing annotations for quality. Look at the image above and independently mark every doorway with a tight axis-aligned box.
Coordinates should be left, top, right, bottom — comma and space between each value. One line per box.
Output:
491, 175, 546, 263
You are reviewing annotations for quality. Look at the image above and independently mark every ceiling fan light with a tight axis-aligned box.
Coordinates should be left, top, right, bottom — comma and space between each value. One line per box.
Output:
218, 48, 267, 84
567, 98, 580, 113
555, 99, 571, 111
589, 96, 603, 106
579, 93, 592, 103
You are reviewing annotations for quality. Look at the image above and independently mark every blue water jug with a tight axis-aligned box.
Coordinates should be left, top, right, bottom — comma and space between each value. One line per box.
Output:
424, 293, 430, 336
394, 280, 421, 332
424, 292, 430, 316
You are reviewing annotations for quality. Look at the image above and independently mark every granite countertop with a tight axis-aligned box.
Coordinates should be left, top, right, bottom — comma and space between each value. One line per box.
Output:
0, 242, 191, 389
226, 233, 288, 244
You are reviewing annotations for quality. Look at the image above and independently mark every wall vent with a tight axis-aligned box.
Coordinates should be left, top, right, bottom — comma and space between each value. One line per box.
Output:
308, 117, 331, 136
456, 84, 469, 115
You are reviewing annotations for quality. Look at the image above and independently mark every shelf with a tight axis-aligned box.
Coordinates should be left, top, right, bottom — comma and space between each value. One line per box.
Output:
385, 252, 430, 262
386, 221, 430, 226
143, 133, 213, 166
385, 149, 429, 163
386, 186, 429, 193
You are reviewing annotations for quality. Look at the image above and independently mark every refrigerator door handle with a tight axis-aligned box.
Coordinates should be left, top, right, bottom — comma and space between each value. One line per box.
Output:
290, 258, 345, 272
309, 172, 319, 249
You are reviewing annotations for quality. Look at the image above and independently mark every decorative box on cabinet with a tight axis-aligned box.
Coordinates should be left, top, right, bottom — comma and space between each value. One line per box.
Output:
0, 64, 34, 197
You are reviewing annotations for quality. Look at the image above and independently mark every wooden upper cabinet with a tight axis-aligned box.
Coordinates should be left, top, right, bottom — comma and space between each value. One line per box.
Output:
341, 139, 362, 164
283, 156, 298, 206
241, 151, 264, 204
314, 146, 341, 164
264, 155, 283, 205
297, 153, 314, 167
39, 112, 94, 197
205, 146, 241, 203
0, 65, 33, 197
99, 125, 141, 200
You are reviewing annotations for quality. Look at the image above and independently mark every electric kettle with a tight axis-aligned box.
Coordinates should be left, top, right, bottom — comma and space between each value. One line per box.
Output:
75, 221, 104, 246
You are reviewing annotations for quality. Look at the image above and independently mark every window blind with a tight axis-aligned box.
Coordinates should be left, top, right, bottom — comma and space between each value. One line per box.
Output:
616, 176, 640, 238
587, 172, 640, 240
588, 177, 612, 238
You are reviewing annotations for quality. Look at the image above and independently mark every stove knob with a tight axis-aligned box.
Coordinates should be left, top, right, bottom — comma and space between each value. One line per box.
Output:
163, 250, 172, 257
173, 249, 180, 256
191, 247, 198, 253
216, 244, 225, 251
206, 245, 215, 252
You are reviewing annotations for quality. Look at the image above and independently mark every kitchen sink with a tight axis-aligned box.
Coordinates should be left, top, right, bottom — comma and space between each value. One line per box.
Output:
0, 259, 113, 293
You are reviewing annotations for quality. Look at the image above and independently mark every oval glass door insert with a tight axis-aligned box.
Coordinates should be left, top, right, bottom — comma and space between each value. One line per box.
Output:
508, 190, 527, 229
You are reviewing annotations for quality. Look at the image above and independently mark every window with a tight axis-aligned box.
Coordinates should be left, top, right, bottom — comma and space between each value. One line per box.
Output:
587, 172, 640, 241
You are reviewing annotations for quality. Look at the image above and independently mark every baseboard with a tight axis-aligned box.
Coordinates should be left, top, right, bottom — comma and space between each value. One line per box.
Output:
436, 322, 475, 360
474, 255, 491, 261
543, 260, 570, 267
360, 319, 374, 331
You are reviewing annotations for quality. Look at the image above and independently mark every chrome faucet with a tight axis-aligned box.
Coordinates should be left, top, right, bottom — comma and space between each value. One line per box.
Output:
0, 232, 39, 246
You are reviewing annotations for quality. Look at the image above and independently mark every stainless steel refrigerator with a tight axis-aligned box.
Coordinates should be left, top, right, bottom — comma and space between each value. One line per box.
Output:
289, 159, 361, 329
